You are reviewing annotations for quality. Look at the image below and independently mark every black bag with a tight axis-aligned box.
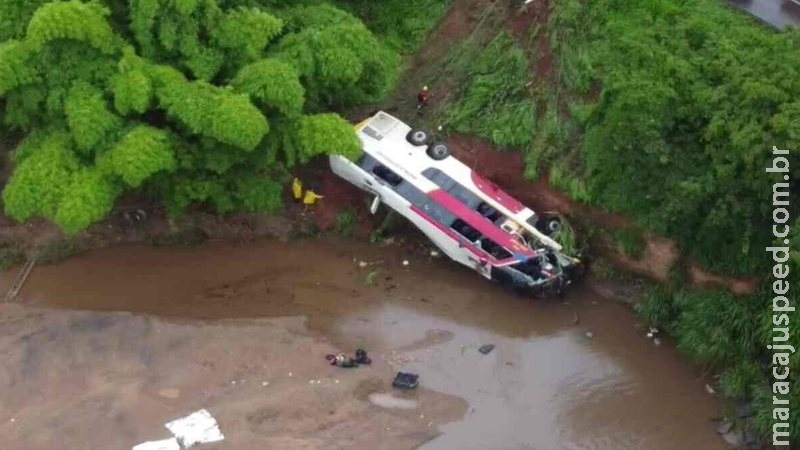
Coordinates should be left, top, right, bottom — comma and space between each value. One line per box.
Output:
392, 372, 419, 390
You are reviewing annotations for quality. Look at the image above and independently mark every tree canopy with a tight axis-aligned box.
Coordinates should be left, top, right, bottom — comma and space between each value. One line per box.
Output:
0, 0, 394, 232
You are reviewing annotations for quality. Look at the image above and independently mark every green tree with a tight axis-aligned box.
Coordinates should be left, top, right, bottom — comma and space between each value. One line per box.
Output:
0, 0, 400, 233
108, 126, 175, 188
3, 130, 79, 222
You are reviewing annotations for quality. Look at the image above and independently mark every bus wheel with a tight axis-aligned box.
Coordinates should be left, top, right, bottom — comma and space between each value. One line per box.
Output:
544, 217, 561, 235
427, 143, 450, 160
406, 129, 429, 146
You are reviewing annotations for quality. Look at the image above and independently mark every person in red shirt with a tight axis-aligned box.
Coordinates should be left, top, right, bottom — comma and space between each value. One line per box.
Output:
417, 86, 430, 109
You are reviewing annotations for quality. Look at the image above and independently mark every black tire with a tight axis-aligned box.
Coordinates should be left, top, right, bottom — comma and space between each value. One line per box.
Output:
406, 129, 429, 146
427, 143, 450, 160
543, 217, 562, 236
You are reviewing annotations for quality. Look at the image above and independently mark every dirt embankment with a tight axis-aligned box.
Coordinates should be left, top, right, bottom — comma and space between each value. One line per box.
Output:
446, 134, 758, 293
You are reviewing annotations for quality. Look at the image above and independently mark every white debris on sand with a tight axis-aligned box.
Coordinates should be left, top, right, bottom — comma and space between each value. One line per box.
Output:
157, 388, 180, 399
132, 438, 180, 450
387, 353, 412, 366
164, 409, 225, 448
368, 393, 419, 410
402, 260, 410, 266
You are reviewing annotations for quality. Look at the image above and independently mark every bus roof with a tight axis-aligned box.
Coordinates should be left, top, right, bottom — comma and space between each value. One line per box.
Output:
358, 111, 562, 252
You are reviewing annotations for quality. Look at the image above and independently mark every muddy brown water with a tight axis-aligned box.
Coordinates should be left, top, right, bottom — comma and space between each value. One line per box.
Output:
0, 238, 727, 450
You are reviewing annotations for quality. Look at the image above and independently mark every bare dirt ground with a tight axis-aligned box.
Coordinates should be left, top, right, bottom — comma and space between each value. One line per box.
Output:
0, 303, 463, 450
0, 239, 729, 450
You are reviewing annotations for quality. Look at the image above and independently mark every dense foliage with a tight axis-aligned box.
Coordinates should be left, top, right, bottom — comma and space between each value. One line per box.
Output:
546, 0, 800, 276
443, 1, 799, 276
0, 0, 404, 231
337, 0, 452, 53
444, 33, 535, 149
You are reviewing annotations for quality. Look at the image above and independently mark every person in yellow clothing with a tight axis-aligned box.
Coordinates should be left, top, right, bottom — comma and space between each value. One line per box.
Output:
303, 190, 324, 205
292, 178, 303, 200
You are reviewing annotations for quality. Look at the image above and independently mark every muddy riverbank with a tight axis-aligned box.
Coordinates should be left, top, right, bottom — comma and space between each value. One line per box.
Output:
1, 238, 728, 449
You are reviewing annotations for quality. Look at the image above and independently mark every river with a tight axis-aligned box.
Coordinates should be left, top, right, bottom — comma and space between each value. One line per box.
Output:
0, 238, 727, 449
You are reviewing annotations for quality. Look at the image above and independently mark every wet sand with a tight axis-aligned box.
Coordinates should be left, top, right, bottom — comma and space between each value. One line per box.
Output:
0, 238, 727, 449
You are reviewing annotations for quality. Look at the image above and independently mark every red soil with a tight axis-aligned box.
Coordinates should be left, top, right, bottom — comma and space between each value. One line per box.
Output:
447, 134, 753, 293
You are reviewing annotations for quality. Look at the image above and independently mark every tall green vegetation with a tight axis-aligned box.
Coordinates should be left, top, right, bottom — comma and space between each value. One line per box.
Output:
545, 0, 800, 276
0, 0, 402, 232
443, 1, 800, 276
444, 33, 535, 149
336, 0, 452, 53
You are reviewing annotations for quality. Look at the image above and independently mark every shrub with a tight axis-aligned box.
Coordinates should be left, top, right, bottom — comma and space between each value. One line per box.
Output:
444, 32, 535, 149
0, 0, 404, 232
613, 227, 645, 259
335, 209, 356, 236
547, 0, 800, 275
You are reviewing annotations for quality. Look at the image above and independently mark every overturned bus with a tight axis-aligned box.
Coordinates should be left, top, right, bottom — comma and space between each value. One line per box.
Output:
329, 111, 584, 297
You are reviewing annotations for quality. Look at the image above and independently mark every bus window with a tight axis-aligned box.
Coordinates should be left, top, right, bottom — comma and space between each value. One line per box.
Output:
423, 167, 486, 211
421, 199, 457, 225
477, 202, 502, 222
373, 164, 403, 187
451, 219, 482, 242
359, 153, 379, 171
480, 238, 512, 259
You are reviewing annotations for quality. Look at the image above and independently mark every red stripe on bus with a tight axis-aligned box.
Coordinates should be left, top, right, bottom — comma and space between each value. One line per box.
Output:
470, 172, 526, 214
427, 190, 534, 257
409, 205, 488, 260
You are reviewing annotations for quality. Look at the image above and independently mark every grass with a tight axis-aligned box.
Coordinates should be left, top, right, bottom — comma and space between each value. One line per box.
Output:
613, 226, 646, 259
365, 269, 380, 285
547, 162, 591, 203
635, 283, 679, 331
334, 209, 356, 237
588, 256, 627, 281
553, 215, 582, 256
337, 0, 452, 54
441, 32, 535, 149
